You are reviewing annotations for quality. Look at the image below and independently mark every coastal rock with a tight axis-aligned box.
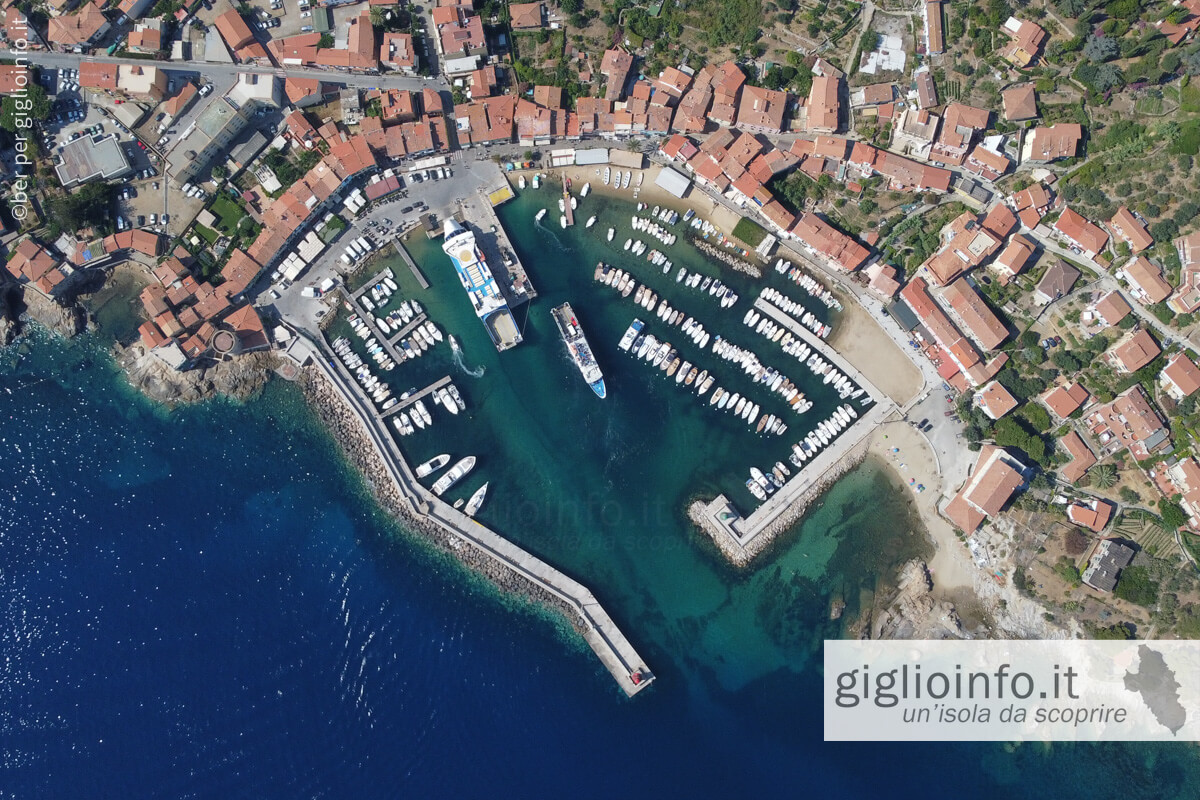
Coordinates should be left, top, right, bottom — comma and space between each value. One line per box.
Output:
16, 286, 87, 338
115, 342, 277, 405
870, 560, 962, 640
0, 284, 18, 346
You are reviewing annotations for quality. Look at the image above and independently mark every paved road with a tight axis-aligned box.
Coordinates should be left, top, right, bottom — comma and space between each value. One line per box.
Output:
1026, 230, 1200, 355
28, 51, 449, 93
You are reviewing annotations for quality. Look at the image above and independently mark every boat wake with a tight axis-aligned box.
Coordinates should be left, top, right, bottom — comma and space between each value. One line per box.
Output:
451, 344, 485, 378
533, 219, 572, 251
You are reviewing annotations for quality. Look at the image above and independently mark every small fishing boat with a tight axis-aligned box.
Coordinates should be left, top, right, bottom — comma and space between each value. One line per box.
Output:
586, 215, 596, 228
518, 175, 526, 189
534, 208, 547, 222
607, 227, 615, 241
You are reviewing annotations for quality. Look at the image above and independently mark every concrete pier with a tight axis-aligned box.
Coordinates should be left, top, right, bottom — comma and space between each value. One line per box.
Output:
563, 183, 575, 227
387, 313, 428, 347
391, 239, 430, 290
386, 375, 451, 416
692, 399, 895, 566
351, 268, 397, 301
344, 288, 407, 368
753, 294, 879, 404
286, 331, 654, 696
457, 191, 537, 308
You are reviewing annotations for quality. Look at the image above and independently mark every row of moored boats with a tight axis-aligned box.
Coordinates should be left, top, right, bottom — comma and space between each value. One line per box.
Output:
595, 263, 713, 348
675, 266, 738, 307
333, 336, 398, 409
745, 404, 860, 501
743, 308, 867, 404
414, 453, 486, 514
709, 334, 812, 417
618, 318, 793, 436
774, 258, 843, 311
760, 287, 831, 339
390, 383, 466, 436
631, 214, 678, 246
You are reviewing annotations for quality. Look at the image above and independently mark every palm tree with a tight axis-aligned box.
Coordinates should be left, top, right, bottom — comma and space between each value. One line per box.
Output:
1093, 464, 1117, 489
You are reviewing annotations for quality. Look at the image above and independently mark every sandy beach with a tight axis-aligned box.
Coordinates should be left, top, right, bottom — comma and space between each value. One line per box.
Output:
866, 419, 975, 592
828, 299, 924, 407
514, 163, 747, 236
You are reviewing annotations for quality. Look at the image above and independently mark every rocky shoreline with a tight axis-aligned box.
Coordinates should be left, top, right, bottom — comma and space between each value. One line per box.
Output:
113, 340, 278, 405
296, 366, 594, 643
688, 442, 867, 568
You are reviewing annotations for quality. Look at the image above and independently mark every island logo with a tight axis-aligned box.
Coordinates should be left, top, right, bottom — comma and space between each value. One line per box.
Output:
824, 640, 1198, 741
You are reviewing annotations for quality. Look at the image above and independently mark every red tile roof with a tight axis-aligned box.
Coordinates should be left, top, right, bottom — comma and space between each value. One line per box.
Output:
1059, 431, 1097, 484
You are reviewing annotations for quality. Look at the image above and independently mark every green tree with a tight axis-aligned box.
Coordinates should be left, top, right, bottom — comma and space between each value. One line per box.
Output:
1159, 498, 1187, 530
45, 182, 114, 232
0, 84, 51, 133
1093, 463, 1118, 488
1114, 565, 1159, 606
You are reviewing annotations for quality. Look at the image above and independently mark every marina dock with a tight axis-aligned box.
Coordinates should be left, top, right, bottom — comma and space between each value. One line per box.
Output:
391, 239, 430, 290
562, 184, 575, 227
387, 313, 429, 347
344, 286, 408, 368
385, 375, 452, 416
287, 331, 655, 696
458, 191, 538, 308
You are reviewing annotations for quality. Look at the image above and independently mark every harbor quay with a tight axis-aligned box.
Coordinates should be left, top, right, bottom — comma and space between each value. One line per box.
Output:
285, 330, 655, 696
456, 190, 538, 308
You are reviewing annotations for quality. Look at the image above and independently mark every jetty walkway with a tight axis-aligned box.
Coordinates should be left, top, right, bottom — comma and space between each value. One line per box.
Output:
385, 375, 451, 417
391, 239, 430, 290
387, 313, 428, 347
753, 294, 880, 405
285, 331, 654, 696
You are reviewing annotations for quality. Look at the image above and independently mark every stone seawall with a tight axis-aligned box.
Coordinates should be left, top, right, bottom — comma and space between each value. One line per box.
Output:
297, 367, 593, 639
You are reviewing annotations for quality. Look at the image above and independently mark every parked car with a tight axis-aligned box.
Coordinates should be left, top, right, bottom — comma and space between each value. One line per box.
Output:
149, 213, 157, 224
161, 214, 169, 224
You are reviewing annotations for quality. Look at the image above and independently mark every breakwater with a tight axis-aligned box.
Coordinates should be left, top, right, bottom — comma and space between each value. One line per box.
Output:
689, 437, 870, 568
689, 238, 762, 278
291, 332, 654, 696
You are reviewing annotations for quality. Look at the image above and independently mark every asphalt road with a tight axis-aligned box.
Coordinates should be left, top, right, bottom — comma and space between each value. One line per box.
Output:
28, 51, 448, 93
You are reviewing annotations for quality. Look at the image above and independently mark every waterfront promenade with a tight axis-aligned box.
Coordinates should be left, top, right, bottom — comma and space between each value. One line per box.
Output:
285, 330, 654, 696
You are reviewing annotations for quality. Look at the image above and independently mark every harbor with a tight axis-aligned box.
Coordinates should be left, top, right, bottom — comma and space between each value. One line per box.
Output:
288, 330, 656, 696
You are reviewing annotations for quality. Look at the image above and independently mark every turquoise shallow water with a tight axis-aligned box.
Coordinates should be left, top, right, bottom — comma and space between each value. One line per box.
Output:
2, 185, 1199, 796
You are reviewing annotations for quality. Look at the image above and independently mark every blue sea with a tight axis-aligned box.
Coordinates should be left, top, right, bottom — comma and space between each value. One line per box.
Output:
2, 196, 1198, 797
